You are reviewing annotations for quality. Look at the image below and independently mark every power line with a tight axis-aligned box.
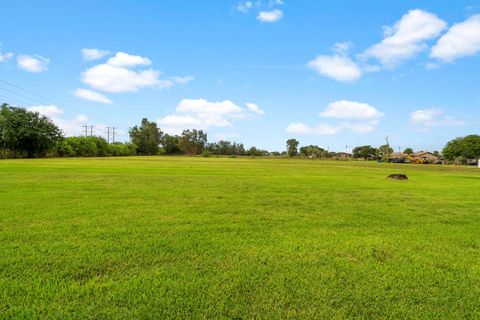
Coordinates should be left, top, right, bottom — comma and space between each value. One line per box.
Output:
0, 93, 32, 106
0, 79, 112, 124
0, 86, 47, 106
0, 79, 129, 141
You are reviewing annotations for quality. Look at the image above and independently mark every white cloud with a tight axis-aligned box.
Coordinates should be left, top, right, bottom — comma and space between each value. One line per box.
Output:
409, 108, 464, 127
28, 105, 64, 117
27, 105, 90, 136
80, 51, 190, 93
286, 123, 341, 135
308, 54, 362, 82
17, 54, 49, 73
158, 99, 263, 134
74, 88, 112, 104
409, 108, 442, 127
237, 1, 253, 13
257, 9, 283, 22
362, 9, 447, 67
430, 15, 480, 62
319, 100, 384, 120
106, 52, 151, 67
245, 102, 265, 115
0, 44, 13, 62
81, 63, 160, 93
286, 100, 384, 135
81, 48, 111, 60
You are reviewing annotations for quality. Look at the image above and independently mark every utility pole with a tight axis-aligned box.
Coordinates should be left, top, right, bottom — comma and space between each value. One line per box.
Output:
385, 136, 390, 162
107, 126, 110, 143
89, 125, 94, 137
112, 127, 116, 143
82, 125, 88, 137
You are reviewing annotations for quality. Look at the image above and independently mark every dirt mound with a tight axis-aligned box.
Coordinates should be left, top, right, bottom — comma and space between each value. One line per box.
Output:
387, 174, 408, 180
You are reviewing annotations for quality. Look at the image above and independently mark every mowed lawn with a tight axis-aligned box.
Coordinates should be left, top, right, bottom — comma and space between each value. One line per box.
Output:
1, 157, 480, 319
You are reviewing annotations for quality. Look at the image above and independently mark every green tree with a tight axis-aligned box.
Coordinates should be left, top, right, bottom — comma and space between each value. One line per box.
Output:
0, 104, 63, 158
377, 144, 393, 162
462, 135, 480, 159
286, 139, 299, 157
161, 133, 181, 155
246, 146, 268, 156
178, 129, 207, 156
403, 148, 414, 154
443, 135, 480, 160
299, 145, 327, 158
352, 145, 376, 160
129, 118, 162, 155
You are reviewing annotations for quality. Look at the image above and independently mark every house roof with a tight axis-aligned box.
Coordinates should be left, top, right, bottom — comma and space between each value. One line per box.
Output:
413, 151, 436, 157
389, 152, 408, 158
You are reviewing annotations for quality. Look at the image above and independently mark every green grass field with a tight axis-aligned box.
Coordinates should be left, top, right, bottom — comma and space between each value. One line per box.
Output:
1, 157, 480, 319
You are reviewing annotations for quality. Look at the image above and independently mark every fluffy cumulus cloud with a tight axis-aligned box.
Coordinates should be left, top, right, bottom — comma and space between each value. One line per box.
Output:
17, 54, 49, 73
286, 100, 383, 135
409, 108, 464, 128
308, 55, 361, 82
106, 52, 151, 67
27, 105, 91, 136
81, 48, 111, 60
74, 88, 112, 104
308, 42, 362, 82
82, 64, 160, 93
158, 98, 264, 134
79, 51, 192, 95
362, 9, 447, 67
319, 100, 384, 120
430, 15, 480, 62
257, 9, 283, 22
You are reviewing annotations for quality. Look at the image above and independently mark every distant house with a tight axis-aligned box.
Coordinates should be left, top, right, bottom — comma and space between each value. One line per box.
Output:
412, 151, 438, 163
335, 152, 352, 160
388, 151, 439, 163
388, 152, 409, 163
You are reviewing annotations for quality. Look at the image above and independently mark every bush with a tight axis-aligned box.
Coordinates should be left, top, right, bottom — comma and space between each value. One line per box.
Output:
201, 150, 212, 157
110, 143, 137, 156
56, 141, 75, 157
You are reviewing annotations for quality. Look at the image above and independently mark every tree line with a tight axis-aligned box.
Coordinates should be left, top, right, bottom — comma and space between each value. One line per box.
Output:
1, 104, 479, 162
0, 104, 268, 158
285, 137, 479, 163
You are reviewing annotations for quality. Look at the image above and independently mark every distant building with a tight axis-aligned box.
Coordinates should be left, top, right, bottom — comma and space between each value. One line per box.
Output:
413, 151, 438, 163
335, 152, 352, 160
388, 152, 409, 163
388, 151, 439, 164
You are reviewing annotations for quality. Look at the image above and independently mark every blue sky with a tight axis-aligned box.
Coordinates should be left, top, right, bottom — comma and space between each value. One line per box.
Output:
1, 0, 479, 152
